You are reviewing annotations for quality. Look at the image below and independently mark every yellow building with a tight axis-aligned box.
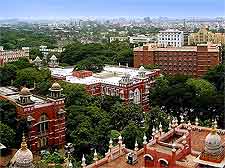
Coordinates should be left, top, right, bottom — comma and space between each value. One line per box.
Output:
188, 28, 225, 45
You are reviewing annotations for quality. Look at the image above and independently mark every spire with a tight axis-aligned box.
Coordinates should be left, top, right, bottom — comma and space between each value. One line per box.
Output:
134, 140, 138, 152
143, 133, 147, 145
195, 117, 199, 126
180, 114, 184, 123
159, 122, 163, 134
118, 135, 122, 145
93, 149, 98, 162
211, 120, 217, 135
152, 126, 156, 136
214, 119, 218, 129
172, 143, 176, 152
109, 138, 113, 150
81, 154, 86, 168
175, 117, 178, 127
21, 133, 27, 150
187, 120, 192, 131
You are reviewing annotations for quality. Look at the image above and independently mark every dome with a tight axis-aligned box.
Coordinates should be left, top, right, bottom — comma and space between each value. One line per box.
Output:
14, 148, 33, 167
139, 66, 145, 72
51, 82, 61, 90
50, 55, 57, 61
20, 87, 31, 96
10, 135, 33, 168
204, 130, 222, 154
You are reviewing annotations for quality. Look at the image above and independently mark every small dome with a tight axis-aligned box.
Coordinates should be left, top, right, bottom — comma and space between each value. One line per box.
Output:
205, 131, 222, 154
139, 66, 145, 72
14, 148, 33, 166
51, 82, 61, 90
50, 55, 57, 61
20, 87, 30, 96
10, 135, 33, 167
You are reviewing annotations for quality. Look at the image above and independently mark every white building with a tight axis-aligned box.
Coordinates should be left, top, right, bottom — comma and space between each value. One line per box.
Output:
129, 35, 152, 44
109, 37, 129, 43
158, 29, 184, 47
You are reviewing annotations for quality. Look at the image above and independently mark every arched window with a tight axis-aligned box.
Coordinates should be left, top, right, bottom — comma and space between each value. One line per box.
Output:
133, 88, 140, 104
158, 159, 169, 168
38, 114, 48, 133
129, 90, 134, 99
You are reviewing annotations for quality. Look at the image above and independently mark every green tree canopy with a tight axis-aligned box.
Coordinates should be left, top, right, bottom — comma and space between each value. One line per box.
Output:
0, 122, 16, 148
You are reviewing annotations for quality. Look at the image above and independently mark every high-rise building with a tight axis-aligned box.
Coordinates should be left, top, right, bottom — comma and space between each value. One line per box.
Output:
158, 29, 184, 47
133, 43, 221, 77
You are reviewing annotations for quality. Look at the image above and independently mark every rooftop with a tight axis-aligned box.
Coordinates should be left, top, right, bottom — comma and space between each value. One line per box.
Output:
0, 86, 47, 106
134, 43, 220, 52
50, 65, 159, 86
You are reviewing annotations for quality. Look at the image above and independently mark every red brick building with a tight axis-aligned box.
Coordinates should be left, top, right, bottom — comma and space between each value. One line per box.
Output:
134, 43, 222, 77
81, 119, 225, 168
0, 47, 29, 66
0, 83, 66, 151
51, 65, 161, 111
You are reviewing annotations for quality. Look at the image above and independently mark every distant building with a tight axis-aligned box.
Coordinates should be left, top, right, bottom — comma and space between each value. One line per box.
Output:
109, 37, 129, 43
0, 47, 29, 66
188, 28, 225, 45
0, 83, 66, 151
50, 65, 161, 111
129, 35, 156, 44
134, 43, 221, 77
80, 119, 225, 168
158, 29, 184, 47
39, 45, 64, 61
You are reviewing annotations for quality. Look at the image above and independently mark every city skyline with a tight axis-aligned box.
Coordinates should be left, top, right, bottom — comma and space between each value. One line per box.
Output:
0, 0, 224, 19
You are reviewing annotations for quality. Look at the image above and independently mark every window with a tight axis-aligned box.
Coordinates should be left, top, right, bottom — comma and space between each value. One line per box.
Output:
38, 114, 48, 133
159, 159, 169, 168
133, 88, 140, 104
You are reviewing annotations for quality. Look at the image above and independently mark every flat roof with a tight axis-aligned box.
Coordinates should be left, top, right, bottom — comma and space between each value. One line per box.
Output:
0, 87, 47, 105
51, 65, 158, 86
134, 44, 220, 52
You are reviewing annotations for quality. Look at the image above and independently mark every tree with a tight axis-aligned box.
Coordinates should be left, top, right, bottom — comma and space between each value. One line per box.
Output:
145, 106, 170, 137
0, 100, 17, 129
67, 105, 111, 164
186, 78, 216, 97
14, 67, 51, 88
29, 48, 43, 60
109, 102, 143, 131
122, 122, 144, 149
203, 64, 224, 92
0, 64, 17, 86
0, 122, 16, 148
59, 82, 89, 107
10, 58, 32, 70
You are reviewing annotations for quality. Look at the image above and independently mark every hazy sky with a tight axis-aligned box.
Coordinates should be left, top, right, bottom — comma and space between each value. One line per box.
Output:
0, 0, 224, 19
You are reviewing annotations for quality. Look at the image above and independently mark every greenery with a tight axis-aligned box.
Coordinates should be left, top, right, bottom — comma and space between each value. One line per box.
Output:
60, 41, 133, 70
0, 100, 17, 129
149, 73, 224, 128
0, 27, 57, 50
0, 122, 16, 148
40, 152, 64, 164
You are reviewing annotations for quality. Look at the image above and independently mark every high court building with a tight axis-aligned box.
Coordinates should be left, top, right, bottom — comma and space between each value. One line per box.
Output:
50, 65, 160, 111
0, 83, 66, 151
